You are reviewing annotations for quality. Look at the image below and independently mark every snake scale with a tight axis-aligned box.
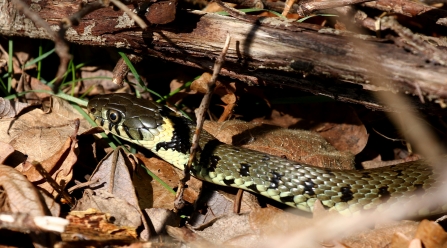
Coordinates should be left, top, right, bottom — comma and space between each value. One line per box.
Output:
87, 93, 445, 216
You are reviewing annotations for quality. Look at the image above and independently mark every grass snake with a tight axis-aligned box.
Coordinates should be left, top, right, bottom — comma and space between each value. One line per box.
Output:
87, 93, 445, 216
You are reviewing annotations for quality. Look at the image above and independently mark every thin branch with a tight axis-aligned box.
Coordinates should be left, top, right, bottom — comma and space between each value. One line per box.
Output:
32, 162, 74, 206
0, 213, 69, 233
174, 34, 231, 211
298, 0, 373, 16
213, 0, 259, 23
11, 0, 72, 93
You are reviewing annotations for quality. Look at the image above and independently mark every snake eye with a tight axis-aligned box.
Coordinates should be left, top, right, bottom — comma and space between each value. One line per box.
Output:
89, 107, 96, 114
107, 110, 121, 124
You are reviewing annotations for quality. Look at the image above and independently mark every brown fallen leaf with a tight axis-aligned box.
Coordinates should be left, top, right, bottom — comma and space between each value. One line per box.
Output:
15, 134, 78, 198
145, 208, 180, 235
0, 96, 90, 163
414, 219, 447, 248
0, 165, 53, 216
80, 66, 121, 94
190, 213, 256, 245
191, 72, 238, 122
255, 102, 368, 155
205, 120, 355, 170
343, 220, 419, 248
74, 148, 142, 228
167, 226, 212, 247
0, 97, 31, 118
135, 154, 202, 208
0, 141, 14, 164
249, 207, 307, 237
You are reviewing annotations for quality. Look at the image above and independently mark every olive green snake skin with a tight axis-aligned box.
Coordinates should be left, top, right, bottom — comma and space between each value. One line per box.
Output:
87, 93, 445, 216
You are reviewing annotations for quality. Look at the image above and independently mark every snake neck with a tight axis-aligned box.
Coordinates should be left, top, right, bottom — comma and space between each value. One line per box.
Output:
149, 114, 217, 171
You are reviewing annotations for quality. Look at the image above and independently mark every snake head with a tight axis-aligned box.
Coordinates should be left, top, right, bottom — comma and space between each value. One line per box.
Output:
87, 93, 191, 168
87, 94, 168, 145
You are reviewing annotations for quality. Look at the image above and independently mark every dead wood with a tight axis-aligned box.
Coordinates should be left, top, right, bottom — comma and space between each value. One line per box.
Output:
0, 0, 446, 114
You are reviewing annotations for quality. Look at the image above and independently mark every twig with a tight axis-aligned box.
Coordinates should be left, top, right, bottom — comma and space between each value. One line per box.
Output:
174, 34, 231, 211
213, 0, 258, 23
32, 162, 74, 206
112, 54, 142, 86
298, 0, 373, 16
282, 0, 296, 17
0, 213, 69, 233
234, 189, 243, 213
11, 0, 72, 93
67, 179, 100, 193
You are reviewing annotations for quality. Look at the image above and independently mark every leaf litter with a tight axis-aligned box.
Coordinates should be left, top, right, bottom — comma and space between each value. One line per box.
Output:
1, 91, 445, 247
1, 14, 447, 246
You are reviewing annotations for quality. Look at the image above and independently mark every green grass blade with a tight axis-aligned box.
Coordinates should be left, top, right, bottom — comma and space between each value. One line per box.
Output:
23, 48, 55, 69
118, 52, 164, 100
8, 39, 13, 94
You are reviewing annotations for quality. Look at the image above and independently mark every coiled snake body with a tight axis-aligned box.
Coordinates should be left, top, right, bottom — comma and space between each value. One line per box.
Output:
87, 93, 444, 216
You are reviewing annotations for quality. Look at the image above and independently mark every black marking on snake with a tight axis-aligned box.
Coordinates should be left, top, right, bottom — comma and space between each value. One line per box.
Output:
108, 122, 114, 134
269, 170, 282, 189
199, 139, 223, 172
378, 186, 391, 202
262, 155, 270, 161
239, 163, 251, 177
209, 156, 221, 172
280, 195, 295, 203
361, 172, 372, 179
247, 183, 260, 193
223, 179, 235, 185
100, 118, 105, 127
155, 115, 191, 154
340, 186, 354, 202
123, 125, 134, 140
233, 147, 240, 152
137, 129, 143, 140
303, 178, 315, 196
395, 169, 404, 177
114, 125, 121, 136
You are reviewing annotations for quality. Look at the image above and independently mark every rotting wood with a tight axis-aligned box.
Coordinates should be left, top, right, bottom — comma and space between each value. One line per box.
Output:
0, 0, 447, 114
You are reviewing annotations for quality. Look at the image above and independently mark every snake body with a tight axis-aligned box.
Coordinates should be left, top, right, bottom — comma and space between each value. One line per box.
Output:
87, 93, 444, 216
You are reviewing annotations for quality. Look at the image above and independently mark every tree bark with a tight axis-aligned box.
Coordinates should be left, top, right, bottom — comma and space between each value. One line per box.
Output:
1, 0, 446, 114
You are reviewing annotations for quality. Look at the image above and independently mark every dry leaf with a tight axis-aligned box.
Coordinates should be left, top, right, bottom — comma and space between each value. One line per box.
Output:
135, 154, 201, 208
343, 220, 419, 248
0, 97, 31, 118
256, 102, 368, 155
0, 96, 90, 163
414, 219, 447, 248
205, 120, 355, 170
80, 66, 120, 93
191, 213, 255, 245
15, 135, 77, 197
249, 207, 307, 237
0, 141, 14, 164
74, 148, 141, 227
167, 226, 212, 247
189, 190, 236, 227
0, 165, 49, 216
145, 208, 180, 235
